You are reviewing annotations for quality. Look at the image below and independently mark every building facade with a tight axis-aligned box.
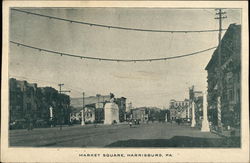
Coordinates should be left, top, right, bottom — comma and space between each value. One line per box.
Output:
131, 107, 149, 122
115, 97, 126, 122
9, 78, 38, 126
205, 24, 241, 129
189, 86, 204, 127
169, 99, 190, 121
9, 78, 70, 129
70, 94, 127, 124
84, 106, 96, 123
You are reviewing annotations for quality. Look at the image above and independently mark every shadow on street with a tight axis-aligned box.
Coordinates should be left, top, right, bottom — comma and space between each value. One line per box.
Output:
105, 136, 240, 148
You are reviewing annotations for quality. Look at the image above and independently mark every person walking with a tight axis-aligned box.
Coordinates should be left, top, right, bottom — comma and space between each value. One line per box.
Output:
129, 120, 132, 128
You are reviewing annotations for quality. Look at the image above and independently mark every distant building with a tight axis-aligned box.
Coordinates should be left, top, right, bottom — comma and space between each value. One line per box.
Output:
70, 95, 111, 124
70, 95, 111, 109
131, 107, 149, 122
205, 24, 241, 129
131, 107, 162, 122
126, 102, 133, 112
84, 106, 95, 123
70, 108, 82, 123
115, 97, 126, 122
169, 99, 189, 121
189, 86, 204, 127
70, 94, 127, 123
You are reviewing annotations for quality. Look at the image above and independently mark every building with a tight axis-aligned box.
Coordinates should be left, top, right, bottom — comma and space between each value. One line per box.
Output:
9, 78, 38, 126
84, 106, 96, 124
70, 94, 111, 124
189, 86, 204, 127
115, 97, 126, 122
169, 99, 190, 121
70, 107, 82, 123
70, 94, 127, 124
70, 95, 111, 109
131, 107, 149, 122
9, 78, 71, 129
205, 24, 241, 129
131, 107, 162, 122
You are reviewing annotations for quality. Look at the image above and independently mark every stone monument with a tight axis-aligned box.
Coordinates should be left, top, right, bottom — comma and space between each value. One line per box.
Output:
201, 91, 210, 132
49, 106, 53, 127
191, 101, 196, 127
104, 93, 119, 124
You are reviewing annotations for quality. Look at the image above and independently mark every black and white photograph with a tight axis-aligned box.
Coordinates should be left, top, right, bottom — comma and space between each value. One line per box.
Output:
1, 1, 249, 163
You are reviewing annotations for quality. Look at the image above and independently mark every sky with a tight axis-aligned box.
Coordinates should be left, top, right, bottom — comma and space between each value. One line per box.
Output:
9, 8, 241, 108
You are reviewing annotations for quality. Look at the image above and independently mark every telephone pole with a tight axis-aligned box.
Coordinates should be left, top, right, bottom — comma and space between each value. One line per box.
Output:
58, 84, 71, 130
215, 9, 227, 132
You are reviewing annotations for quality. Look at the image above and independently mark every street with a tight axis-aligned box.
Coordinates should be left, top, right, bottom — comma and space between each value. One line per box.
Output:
9, 122, 240, 147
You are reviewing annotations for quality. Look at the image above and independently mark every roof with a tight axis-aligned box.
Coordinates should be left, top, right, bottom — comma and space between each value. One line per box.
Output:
70, 95, 111, 108
205, 24, 241, 70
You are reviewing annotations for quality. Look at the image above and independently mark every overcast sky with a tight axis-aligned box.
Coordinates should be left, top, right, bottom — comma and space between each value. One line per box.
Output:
9, 8, 241, 108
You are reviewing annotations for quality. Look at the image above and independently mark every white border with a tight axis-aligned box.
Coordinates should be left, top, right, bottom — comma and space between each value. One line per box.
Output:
1, 1, 249, 163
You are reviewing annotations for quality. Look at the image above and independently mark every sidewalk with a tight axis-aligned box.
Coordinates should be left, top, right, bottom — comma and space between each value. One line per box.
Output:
211, 127, 240, 138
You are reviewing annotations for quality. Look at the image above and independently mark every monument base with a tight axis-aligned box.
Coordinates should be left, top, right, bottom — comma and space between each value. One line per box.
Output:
104, 102, 119, 125
201, 119, 210, 132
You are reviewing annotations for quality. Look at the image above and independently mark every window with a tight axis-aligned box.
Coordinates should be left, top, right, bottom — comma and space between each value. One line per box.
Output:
27, 103, 31, 111
228, 89, 234, 101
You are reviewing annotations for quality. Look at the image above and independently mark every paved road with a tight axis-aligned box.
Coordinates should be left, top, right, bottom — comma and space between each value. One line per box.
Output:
9, 122, 239, 147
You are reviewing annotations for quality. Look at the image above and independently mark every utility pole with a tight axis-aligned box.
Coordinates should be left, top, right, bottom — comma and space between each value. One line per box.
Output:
81, 92, 85, 126
58, 83, 70, 130
215, 9, 227, 132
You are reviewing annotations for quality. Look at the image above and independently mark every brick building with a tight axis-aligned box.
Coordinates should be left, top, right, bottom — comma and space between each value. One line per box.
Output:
205, 24, 241, 129
9, 78, 38, 124
9, 78, 70, 129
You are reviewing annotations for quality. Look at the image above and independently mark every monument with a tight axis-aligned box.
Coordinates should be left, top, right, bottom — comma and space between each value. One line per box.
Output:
104, 93, 120, 124
49, 106, 53, 127
191, 101, 196, 127
201, 91, 210, 132
81, 109, 85, 126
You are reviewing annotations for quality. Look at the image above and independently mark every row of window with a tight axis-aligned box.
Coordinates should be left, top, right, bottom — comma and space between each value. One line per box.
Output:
173, 102, 189, 107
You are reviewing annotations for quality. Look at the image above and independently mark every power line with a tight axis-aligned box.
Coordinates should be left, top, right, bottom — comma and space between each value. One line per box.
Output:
10, 41, 217, 62
11, 8, 227, 33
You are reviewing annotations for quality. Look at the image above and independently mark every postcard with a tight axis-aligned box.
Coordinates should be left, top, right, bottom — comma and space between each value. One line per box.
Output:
1, 1, 249, 163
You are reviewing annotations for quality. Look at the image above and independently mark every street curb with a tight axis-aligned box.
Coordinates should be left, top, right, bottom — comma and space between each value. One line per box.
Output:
211, 130, 228, 138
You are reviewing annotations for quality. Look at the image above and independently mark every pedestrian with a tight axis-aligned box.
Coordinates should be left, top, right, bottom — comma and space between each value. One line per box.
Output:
94, 120, 97, 128
129, 121, 132, 128
28, 119, 33, 131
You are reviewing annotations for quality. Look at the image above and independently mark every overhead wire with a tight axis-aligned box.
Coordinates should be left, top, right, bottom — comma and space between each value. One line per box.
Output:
10, 41, 217, 62
11, 8, 227, 33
